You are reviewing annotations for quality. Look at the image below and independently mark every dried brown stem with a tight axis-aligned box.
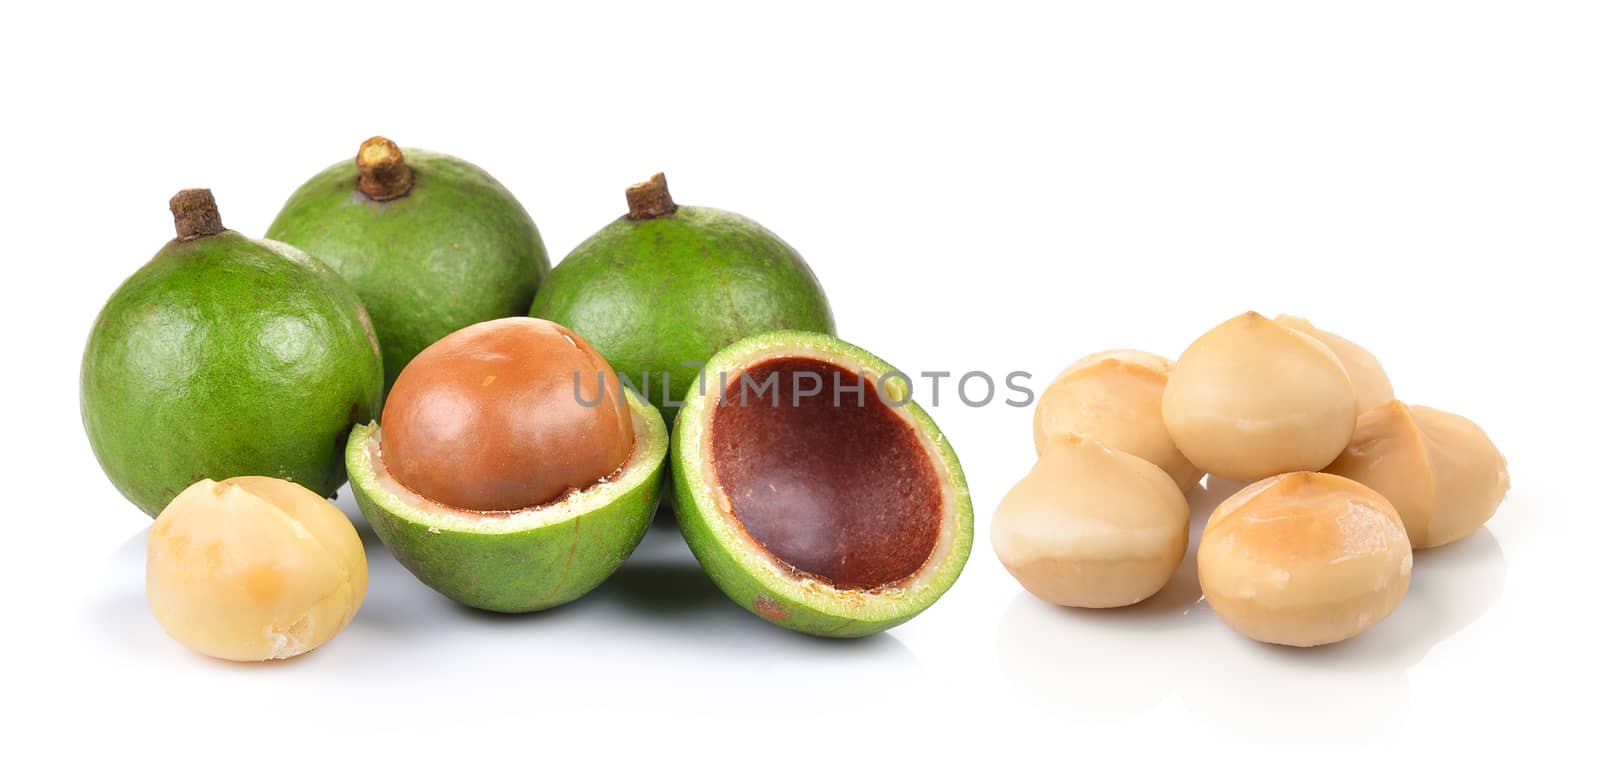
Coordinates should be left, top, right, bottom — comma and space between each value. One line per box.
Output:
357, 136, 415, 201
625, 173, 677, 220
169, 189, 225, 240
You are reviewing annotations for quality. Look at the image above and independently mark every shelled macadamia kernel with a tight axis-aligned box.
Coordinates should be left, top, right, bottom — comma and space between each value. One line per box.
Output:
1325, 400, 1509, 548
1198, 472, 1411, 647
993, 435, 1189, 608
1163, 312, 1357, 481
147, 477, 367, 661
1033, 349, 1201, 492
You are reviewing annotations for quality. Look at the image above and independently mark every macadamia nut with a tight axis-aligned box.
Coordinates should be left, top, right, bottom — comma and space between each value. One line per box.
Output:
1162, 312, 1358, 481
992, 435, 1189, 608
1198, 472, 1411, 647
1033, 349, 1202, 492
147, 477, 367, 661
1325, 401, 1509, 548
381, 317, 635, 511
1274, 315, 1395, 414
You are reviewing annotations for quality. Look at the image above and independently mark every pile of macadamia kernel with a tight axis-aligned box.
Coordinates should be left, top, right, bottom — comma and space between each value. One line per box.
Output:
992, 311, 1509, 647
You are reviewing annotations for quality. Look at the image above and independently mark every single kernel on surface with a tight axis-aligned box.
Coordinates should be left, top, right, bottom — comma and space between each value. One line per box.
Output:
1198, 472, 1412, 648
146, 476, 367, 662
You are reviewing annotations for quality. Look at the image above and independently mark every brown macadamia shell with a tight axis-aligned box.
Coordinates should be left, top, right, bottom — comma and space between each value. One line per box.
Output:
992, 434, 1189, 608
380, 317, 635, 511
1033, 349, 1202, 492
146, 477, 368, 661
1198, 472, 1411, 647
1325, 400, 1509, 549
1162, 312, 1358, 481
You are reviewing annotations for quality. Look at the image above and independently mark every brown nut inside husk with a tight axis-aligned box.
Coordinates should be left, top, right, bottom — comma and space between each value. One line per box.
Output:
992, 434, 1189, 608
1324, 400, 1508, 548
1198, 472, 1411, 647
1162, 312, 1357, 481
1274, 315, 1395, 414
380, 317, 635, 511
1033, 349, 1202, 492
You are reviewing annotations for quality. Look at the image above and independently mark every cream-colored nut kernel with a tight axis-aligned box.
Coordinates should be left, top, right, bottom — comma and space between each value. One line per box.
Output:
1198, 472, 1411, 647
1162, 311, 1358, 481
1032, 349, 1202, 492
146, 477, 368, 661
1274, 315, 1395, 414
992, 434, 1189, 608
1324, 400, 1509, 549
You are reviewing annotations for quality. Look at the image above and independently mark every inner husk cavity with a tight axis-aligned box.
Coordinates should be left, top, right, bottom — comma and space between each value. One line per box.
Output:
707, 356, 949, 591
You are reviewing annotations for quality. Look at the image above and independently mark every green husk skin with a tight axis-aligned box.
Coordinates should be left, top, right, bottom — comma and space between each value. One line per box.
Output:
530, 206, 833, 425
347, 391, 667, 613
671, 331, 974, 637
267, 148, 549, 390
81, 231, 384, 516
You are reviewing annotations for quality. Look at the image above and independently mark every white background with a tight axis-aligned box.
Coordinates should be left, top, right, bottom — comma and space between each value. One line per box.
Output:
4, 0, 1596, 761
